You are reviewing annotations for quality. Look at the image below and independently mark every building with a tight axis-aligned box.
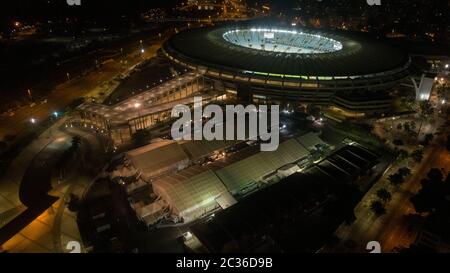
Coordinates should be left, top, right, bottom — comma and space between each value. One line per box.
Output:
162, 24, 411, 115
75, 72, 222, 145
152, 170, 233, 223
124, 133, 328, 225
127, 140, 191, 180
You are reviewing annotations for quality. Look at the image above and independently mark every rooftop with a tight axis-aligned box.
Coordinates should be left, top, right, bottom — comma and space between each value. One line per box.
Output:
165, 25, 410, 78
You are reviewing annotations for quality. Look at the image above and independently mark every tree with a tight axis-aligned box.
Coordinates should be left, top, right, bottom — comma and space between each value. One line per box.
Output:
398, 149, 409, 160
389, 173, 405, 186
410, 169, 448, 214
425, 133, 434, 143
403, 122, 411, 132
398, 167, 412, 177
411, 149, 424, 163
388, 167, 411, 186
376, 188, 392, 203
393, 139, 404, 146
71, 136, 82, 150
421, 133, 434, 146
370, 200, 386, 216
427, 168, 444, 182
420, 101, 434, 116
397, 123, 403, 131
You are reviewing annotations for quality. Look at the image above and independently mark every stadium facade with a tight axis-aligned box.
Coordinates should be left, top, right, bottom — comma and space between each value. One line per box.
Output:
162, 25, 411, 115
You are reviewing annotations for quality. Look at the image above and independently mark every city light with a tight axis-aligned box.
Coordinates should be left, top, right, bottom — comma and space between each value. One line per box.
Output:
2, 0, 450, 256
223, 28, 343, 53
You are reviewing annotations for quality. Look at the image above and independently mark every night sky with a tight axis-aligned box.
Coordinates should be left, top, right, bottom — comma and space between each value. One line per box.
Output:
1, 0, 178, 30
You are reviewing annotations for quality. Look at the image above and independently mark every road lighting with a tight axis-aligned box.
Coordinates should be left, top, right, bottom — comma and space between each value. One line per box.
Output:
27, 89, 33, 101
30, 118, 36, 124
134, 103, 144, 130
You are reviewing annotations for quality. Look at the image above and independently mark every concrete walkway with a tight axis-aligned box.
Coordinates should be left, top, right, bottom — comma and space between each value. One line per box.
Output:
0, 118, 68, 227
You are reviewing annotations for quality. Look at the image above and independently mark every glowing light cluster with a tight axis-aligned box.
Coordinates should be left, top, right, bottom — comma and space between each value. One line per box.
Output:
223, 28, 343, 54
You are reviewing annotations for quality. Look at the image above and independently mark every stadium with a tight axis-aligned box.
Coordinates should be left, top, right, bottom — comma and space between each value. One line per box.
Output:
162, 25, 411, 115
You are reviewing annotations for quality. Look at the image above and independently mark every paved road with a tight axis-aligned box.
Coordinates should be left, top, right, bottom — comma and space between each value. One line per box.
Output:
0, 119, 68, 224
380, 137, 450, 251
325, 118, 449, 253
0, 132, 70, 245
1, 126, 110, 252
0, 40, 160, 219
0, 40, 161, 141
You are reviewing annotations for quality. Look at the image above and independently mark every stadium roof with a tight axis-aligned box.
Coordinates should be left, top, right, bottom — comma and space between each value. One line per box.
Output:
216, 138, 309, 194
127, 141, 189, 178
152, 170, 229, 221
297, 132, 327, 151
180, 139, 239, 162
164, 25, 410, 77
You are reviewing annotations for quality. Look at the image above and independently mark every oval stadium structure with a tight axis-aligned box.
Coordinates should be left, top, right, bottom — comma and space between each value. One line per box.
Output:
162, 25, 411, 115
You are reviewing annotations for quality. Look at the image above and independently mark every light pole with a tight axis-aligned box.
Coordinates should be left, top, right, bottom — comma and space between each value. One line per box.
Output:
27, 89, 33, 101
134, 103, 144, 130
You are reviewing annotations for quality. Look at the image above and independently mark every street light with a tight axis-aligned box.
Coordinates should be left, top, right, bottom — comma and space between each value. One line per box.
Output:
53, 111, 59, 118
134, 103, 144, 129
27, 89, 33, 101
30, 118, 36, 124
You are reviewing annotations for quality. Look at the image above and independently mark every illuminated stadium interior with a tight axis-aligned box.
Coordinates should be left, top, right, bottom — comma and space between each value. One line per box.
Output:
223, 28, 343, 54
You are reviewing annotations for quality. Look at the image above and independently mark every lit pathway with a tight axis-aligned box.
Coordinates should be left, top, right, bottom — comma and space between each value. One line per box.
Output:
323, 116, 449, 253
